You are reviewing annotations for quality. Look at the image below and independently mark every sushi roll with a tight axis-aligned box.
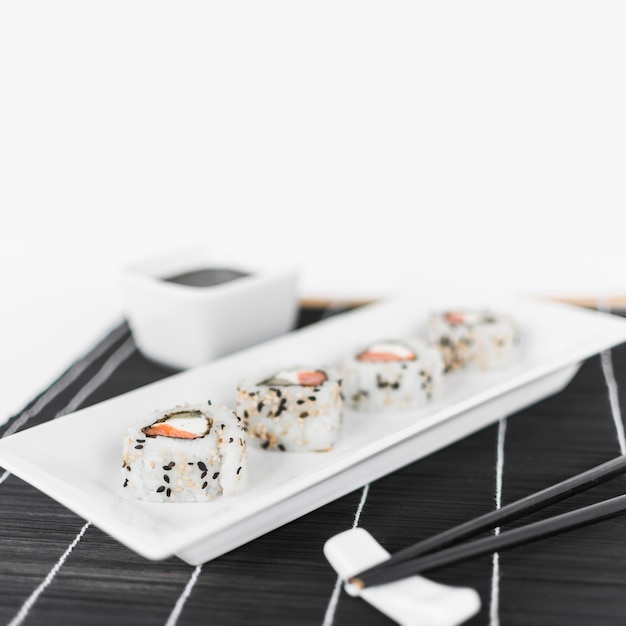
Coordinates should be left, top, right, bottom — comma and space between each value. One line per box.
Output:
342, 338, 444, 412
428, 310, 518, 372
122, 401, 247, 502
236, 367, 342, 452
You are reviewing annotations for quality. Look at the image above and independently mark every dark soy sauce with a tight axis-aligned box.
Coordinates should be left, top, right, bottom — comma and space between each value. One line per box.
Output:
162, 268, 249, 288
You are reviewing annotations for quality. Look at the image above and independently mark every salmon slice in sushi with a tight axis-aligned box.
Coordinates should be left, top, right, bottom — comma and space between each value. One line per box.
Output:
428, 309, 518, 372
357, 341, 417, 363
122, 402, 247, 502
342, 339, 444, 412
236, 367, 342, 452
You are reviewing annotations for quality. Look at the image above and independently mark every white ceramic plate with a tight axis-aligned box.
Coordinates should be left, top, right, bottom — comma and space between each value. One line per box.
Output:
2, 290, 626, 564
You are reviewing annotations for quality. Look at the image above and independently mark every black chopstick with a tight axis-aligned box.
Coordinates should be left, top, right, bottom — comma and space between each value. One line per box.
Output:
352, 492, 626, 589
350, 455, 626, 589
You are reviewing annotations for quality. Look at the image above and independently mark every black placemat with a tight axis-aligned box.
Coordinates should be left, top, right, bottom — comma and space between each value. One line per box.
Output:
2, 306, 626, 626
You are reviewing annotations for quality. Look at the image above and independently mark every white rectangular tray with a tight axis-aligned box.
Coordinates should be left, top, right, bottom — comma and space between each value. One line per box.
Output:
1, 289, 625, 564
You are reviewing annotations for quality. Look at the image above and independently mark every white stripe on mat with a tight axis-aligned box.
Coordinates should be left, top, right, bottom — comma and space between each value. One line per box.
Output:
597, 301, 626, 455
2, 322, 128, 436
489, 417, 507, 626
165, 564, 203, 626
54, 337, 135, 418
0, 336, 135, 486
321, 483, 370, 626
2, 338, 136, 626
601, 349, 626, 455
7, 521, 91, 626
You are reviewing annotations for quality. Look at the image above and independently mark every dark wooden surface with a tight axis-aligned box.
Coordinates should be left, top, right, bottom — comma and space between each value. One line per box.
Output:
2, 306, 626, 626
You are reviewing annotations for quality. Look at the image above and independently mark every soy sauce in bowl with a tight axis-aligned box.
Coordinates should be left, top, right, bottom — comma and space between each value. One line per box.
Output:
163, 268, 249, 288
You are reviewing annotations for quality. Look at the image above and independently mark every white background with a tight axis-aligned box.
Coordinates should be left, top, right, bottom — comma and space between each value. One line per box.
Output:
1, 1, 626, 422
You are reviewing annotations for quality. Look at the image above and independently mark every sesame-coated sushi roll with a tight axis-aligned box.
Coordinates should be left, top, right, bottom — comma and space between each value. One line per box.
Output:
342, 339, 444, 412
428, 310, 518, 372
122, 402, 247, 502
236, 368, 342, 452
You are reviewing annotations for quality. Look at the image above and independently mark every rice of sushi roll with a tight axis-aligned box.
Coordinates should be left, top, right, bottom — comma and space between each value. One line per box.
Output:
428, 310, 518, 372
341, 338, 444, 412
236, 368, 342, 452
122, 401, 247, 502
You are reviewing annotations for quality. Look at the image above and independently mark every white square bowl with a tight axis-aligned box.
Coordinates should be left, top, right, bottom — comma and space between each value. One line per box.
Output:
120, 246, 299, 369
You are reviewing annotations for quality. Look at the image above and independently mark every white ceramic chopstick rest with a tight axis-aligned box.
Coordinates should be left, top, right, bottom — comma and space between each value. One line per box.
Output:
324, 528, 481, 626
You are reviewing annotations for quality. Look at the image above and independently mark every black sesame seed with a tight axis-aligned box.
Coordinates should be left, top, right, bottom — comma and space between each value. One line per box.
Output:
237, 466, 242, 475
244, 410, 249, 418
213, 472, 220, 479
198, 461, 208, 472
257, 401, 264, 412
202, 481, 208, 489
163, 465, 172, 471
300, 411, 309, 418
134, 444, 143, 449
123, 479, 128, 487
308, 395, 316, 401
278, 444, 286, 451
274, 398, 287, 418
201, 471, 207, 479
207, 399, 212, 405
156, 486, 165, 493
163, 474, 170, 483
261, 440, 270, 449
296, 399, 305, 405
166, 488, 171, 497
136, 439, 145, 443
168, 461, 176, 468
229, 437, 234, 443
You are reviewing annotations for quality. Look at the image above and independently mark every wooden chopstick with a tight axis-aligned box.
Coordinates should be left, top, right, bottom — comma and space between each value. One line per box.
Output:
349, 455, 626, 589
